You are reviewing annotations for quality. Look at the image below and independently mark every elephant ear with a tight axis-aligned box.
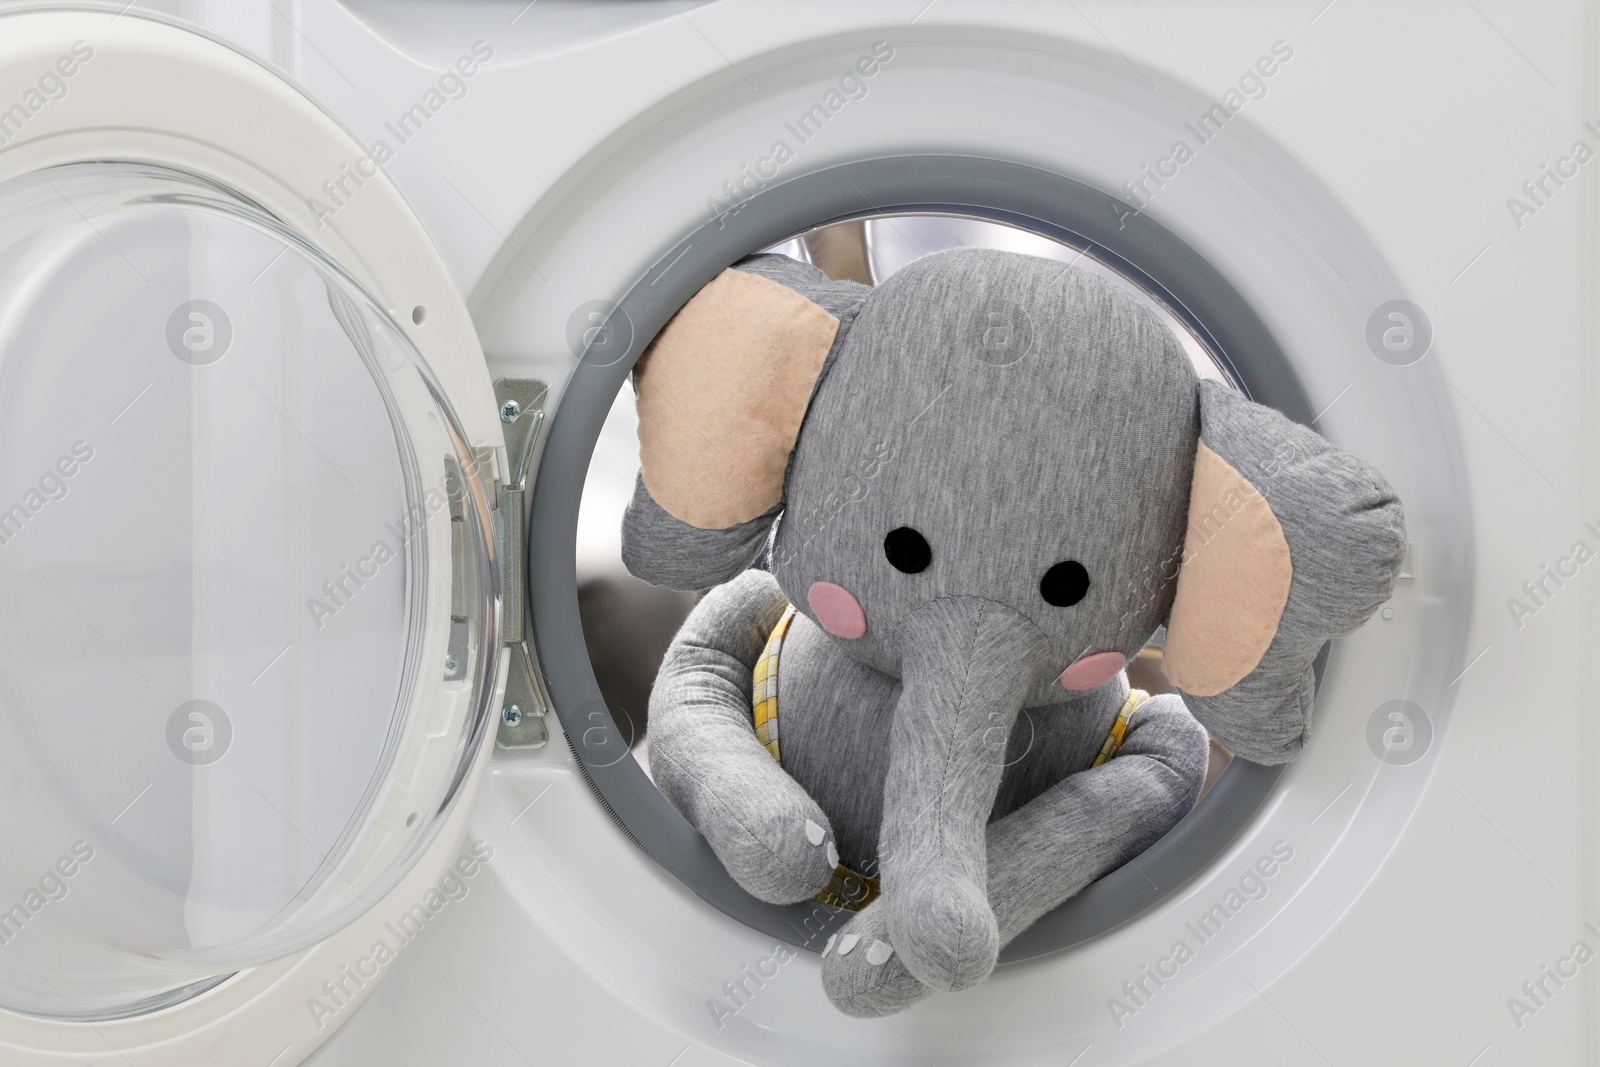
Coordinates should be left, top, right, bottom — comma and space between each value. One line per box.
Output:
620, 253, 870, 590
1163, 380, 1406, 763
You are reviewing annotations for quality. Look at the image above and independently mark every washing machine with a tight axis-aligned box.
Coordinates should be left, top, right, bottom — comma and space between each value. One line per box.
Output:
0, 0, 1579, 1064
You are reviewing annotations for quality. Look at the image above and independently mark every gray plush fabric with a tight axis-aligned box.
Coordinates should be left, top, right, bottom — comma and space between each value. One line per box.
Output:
775, 602, 1134, 873
620, 473, 778, 591
647, 571, 837, 903
769, 249, 1200, 706
1184, 381, 1406, 762
823, 693, 1206, 1016
651, 571, 1208, 1013
625, 248, 1405, 1015
878, 595, 1051, 991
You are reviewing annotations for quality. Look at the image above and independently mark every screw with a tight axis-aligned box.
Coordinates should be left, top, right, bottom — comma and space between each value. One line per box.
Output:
499, 400, 522, 424
502, 704, 523, 727
444, 654, 460, 674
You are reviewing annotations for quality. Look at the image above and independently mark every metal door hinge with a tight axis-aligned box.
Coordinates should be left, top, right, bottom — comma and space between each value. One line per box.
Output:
492, 377, 553, 749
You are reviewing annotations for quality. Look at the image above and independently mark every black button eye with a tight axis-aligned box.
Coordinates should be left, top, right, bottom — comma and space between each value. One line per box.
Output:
1040, 560, 1090, 607
884, 527, 932, 574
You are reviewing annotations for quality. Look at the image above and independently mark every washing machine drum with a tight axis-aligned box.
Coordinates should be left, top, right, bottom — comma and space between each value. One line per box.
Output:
0, 8, 510, 1056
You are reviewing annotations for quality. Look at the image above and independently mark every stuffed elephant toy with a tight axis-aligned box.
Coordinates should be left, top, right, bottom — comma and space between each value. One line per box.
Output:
619, 248, 1405, 1016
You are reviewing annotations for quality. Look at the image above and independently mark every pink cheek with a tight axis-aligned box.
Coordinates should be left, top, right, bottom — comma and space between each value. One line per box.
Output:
807, 581, 867, 639
1058, 651, 1128, 692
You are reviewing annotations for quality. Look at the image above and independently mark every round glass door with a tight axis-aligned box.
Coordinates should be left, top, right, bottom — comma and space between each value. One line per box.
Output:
0, 163, 499, 1018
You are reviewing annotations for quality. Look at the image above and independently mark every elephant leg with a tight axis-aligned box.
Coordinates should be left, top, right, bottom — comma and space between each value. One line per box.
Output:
823, 694, 1208, 1016
986, 694, 1209, 945
648, 569, 840, 904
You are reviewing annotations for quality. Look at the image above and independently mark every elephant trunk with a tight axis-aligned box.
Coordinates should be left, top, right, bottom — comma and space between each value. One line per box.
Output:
880, 596, 1049, 991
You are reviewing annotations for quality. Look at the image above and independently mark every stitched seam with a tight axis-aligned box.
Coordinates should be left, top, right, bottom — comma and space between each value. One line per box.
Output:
918, 591, 1054, 661
836, 964, 918, 1009
914, 590, 1133, 696
932, 599, 984, 863
941, 600, 986, 979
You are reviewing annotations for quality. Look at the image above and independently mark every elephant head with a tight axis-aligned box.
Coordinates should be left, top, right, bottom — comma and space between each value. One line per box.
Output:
621, 247, 1404, 986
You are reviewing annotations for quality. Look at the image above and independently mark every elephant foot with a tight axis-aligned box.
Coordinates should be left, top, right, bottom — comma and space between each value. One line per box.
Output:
728, 806, 841, 905
653, 749, 840, 904
821, 899, 931, 1017
885, 873, 999, 992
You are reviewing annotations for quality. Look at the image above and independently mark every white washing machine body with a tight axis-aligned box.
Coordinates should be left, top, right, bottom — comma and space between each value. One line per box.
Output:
0, 2, 1587, 1066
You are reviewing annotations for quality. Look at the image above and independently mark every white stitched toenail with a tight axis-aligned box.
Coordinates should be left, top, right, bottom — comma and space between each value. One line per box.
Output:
822, 933, 837, 958
866, 940, 893, 966
837, 933, 860, 956
826, 840, 839, 868
805, 819, 824, 846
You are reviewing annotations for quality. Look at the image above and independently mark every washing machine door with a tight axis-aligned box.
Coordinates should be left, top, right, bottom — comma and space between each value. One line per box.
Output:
0, 8, 516, 1063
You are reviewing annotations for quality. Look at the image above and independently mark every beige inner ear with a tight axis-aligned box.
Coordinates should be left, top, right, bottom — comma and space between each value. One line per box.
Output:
1164, 441, 1293, 697
634, 268, 840, 530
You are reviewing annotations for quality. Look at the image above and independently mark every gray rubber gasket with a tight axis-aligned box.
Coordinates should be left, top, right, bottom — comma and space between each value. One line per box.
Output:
527, 155, 1311, 958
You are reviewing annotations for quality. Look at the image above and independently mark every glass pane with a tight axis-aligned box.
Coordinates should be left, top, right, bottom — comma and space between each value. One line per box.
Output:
0, 164, 496, 1018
